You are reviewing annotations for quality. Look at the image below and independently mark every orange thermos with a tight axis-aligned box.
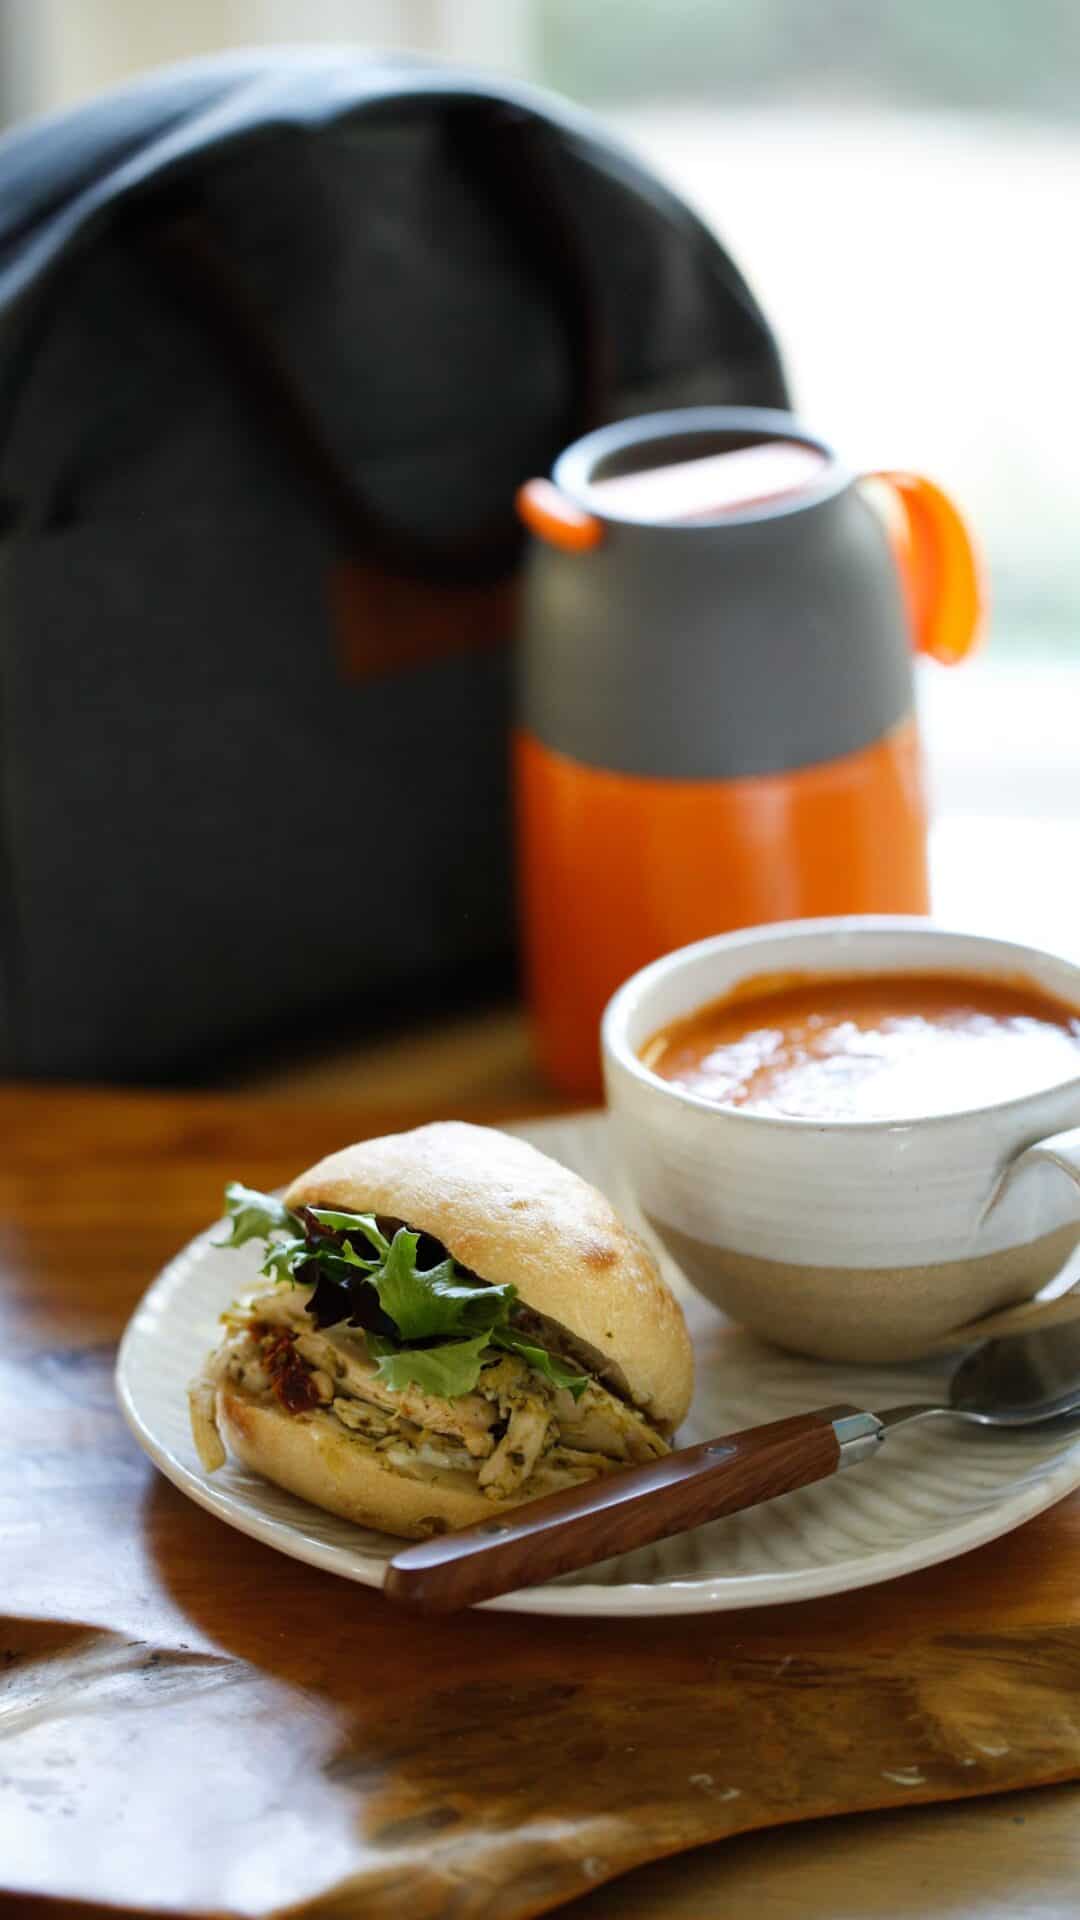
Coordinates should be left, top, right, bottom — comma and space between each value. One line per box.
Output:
515, 408, 983, 1097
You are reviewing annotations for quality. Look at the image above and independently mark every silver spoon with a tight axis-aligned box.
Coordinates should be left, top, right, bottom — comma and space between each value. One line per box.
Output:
384, 1323, 1080, 1612
864, 1320, 1080, 1437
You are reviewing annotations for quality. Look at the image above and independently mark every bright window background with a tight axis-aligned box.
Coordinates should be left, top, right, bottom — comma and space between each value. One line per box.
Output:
539, 0, 1080, 669
2, 0, 1077, 941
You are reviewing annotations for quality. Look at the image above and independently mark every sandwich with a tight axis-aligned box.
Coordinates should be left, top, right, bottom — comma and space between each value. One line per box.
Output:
188, 1121, 693, 1539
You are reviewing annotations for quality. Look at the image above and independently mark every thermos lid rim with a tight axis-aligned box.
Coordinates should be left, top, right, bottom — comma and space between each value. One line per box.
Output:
553, 406, 852, 532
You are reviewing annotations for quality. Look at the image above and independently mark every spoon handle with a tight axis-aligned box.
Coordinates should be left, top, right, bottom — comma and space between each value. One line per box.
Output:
383, 1404, 865, 1612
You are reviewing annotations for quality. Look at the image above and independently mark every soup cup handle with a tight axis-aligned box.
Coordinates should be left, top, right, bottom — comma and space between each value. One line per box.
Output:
986, 1124, 1080, 1219
931, 1127, 1080, 1350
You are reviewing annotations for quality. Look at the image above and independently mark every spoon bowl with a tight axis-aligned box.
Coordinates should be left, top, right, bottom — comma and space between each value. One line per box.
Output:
947, 1322, 1080, 1424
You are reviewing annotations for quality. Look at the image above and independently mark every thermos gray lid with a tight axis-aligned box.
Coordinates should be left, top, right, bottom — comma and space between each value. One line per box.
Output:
519, 409, 917, 781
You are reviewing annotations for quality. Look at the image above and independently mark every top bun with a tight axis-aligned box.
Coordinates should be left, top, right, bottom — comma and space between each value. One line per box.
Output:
285, 1121, 693, 1431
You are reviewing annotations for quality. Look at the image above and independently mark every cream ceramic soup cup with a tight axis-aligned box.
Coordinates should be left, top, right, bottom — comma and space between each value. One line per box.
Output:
602, 918, 1080, 1363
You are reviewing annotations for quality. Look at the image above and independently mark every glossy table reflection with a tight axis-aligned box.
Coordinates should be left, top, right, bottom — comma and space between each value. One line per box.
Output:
3, 1084, 1080, 1920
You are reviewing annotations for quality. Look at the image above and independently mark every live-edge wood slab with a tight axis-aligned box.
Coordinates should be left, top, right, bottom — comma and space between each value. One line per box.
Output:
3, 1086, 1080, 1920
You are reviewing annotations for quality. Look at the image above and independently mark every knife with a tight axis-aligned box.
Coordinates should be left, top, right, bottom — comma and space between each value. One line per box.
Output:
383, 1405, 881, 1611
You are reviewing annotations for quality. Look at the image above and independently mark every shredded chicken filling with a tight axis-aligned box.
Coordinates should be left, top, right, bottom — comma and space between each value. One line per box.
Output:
191, 1283, 667, 1496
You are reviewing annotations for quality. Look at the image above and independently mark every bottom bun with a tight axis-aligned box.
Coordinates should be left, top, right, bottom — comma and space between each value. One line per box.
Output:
217, 1383, 547, 1540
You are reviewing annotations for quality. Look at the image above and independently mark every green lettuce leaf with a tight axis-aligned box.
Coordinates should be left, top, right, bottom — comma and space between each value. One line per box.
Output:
373, 1228, 516, 1340
367, 1331, 492, 1399
259, 1236, 310, 1283
492, 1330, 590, 1400
305, 1208, 391, 1257
219, 1182, 299, 1248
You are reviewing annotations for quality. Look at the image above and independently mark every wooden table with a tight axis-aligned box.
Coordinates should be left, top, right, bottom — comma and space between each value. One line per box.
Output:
4, 1081, 1080, 1920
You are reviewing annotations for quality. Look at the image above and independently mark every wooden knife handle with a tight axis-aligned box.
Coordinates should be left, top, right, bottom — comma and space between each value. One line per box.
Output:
383, 1405, 858, 1612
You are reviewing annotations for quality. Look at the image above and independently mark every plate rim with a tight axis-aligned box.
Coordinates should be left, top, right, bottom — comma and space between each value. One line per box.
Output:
114, 1123, 1080, 1618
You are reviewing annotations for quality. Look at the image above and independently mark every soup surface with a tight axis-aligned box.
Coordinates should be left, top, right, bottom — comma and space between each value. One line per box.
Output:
641, 971, 1080, 1121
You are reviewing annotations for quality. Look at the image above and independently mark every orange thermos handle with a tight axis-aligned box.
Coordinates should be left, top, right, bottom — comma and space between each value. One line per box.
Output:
864, 470, 985, 664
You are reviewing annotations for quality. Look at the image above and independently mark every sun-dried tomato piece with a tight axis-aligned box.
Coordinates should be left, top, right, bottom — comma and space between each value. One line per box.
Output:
262, 1328, 320, 1414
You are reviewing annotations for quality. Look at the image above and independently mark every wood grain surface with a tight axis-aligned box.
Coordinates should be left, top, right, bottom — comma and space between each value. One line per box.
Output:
4, 1084, 1080, 1920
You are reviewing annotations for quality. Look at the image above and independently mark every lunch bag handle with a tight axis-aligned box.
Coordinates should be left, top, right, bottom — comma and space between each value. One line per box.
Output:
127, 103, 608, 616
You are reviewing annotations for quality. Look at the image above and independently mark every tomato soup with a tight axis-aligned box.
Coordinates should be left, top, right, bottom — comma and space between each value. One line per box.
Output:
641, 972, 1080, 1121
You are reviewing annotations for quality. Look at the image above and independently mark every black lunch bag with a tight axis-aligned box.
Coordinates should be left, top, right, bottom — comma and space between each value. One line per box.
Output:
0, 49, 788, 1081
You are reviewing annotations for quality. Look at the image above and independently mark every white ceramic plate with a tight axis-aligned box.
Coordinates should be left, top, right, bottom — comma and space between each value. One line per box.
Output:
116, 1113, 1080, 1616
